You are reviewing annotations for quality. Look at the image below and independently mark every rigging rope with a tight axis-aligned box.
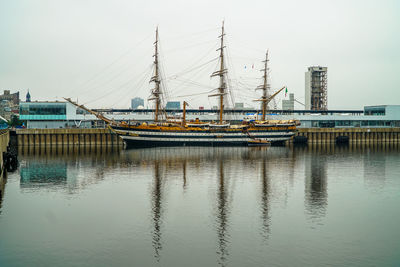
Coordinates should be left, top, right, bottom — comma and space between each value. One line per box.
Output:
68, 32, 153, 97
83, 64, 153, 106
166, 57, 218, 80
175, 90, 214, 98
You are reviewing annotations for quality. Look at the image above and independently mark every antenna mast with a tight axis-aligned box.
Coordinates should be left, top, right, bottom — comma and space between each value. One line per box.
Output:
209, 21, 227, 124
149, 27, 162, 122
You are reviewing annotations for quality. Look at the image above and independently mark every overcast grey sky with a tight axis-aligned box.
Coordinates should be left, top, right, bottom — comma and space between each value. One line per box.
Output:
0, 0, 399, 109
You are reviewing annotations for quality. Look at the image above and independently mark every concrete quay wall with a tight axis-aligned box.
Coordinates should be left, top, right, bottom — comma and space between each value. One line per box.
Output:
0, 130, 10, 203
16, 128, 123, 147
0, 130, 9, 158
0, 130, 10, 170
15, 127, 400, 146
295, 128, 400, 144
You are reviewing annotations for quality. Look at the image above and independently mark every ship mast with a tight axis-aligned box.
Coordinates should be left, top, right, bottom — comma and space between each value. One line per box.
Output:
149, 27, 162, 122
210, 21, 228, 124
256, 51, 269, 121
254, 51, 287, 121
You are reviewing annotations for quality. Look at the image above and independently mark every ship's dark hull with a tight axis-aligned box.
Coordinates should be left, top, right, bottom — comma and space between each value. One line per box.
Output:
114, 127, 294, 148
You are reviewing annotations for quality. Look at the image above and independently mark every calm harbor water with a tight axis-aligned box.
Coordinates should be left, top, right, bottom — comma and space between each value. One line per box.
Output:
0, 145, 400, 267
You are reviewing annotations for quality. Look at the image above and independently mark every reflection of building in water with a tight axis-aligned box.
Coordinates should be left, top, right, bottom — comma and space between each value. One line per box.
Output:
363, 149, 386, 191
304, 151, 328, 220
20, 162, 67, 188
151, 161, 164, 262
216, 160, 230, 267
182, 160, 187, 190
18, 147, 123, 194
260, 159, 271, 241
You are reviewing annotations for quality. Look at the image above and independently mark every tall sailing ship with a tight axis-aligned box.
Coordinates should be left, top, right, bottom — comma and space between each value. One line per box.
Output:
66, 23, 299, 148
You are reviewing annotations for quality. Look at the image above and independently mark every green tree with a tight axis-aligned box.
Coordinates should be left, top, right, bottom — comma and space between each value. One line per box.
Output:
8, 115, 23, 127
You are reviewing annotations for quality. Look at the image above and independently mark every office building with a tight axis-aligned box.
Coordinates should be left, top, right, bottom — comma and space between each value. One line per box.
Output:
166, 101, 180, 110
305, 66, 327, 110
282, 93, 294, 110
19, 101, 93, 128
131, 97, 144, 109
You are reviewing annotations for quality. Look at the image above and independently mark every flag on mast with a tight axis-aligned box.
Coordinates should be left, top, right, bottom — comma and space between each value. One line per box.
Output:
285, 87, 288, 97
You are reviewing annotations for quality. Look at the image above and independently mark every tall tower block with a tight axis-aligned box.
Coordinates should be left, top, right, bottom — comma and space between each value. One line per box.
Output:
305, 66, 327, 110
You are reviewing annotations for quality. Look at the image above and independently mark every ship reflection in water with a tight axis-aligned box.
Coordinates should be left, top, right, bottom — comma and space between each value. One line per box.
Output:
260, 158, 271, 241
3, 143, 400, 266
151, 161, 163, 262
215, 159, 229, 266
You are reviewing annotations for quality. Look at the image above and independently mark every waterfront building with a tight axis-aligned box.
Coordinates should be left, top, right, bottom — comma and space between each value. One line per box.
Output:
305, 66, 327, 110
282, 93, 294, 110
0, 100, 16, 121
18, 101, 400, 129
0, 90, 20, 121
0, 90, 19, 106
131, 97, 144, 109
19, 101, 95, 128
165, 101, 180, 110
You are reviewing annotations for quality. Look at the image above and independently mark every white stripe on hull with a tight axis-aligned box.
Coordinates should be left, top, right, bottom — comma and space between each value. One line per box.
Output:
114, 129, 294, 137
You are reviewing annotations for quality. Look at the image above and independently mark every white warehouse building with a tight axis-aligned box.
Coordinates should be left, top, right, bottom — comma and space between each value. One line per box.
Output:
19, 101, 400, 129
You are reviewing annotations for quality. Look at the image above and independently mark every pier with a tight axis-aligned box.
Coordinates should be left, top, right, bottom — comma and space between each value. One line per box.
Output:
0, 129, 10, 162
16, 128, 123, 147
0, 129, 10, 203
13, 127, 400, 146
295, 128, 400, 144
